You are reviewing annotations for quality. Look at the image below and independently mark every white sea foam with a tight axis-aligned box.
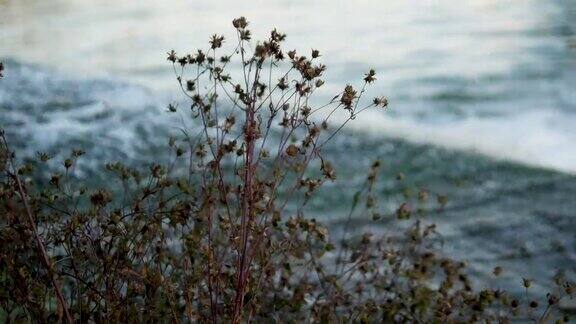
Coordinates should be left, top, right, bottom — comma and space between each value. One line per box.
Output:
351, 109, 576, 173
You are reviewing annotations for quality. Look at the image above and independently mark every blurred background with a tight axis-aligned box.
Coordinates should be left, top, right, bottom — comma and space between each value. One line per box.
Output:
1, 0, 575, 297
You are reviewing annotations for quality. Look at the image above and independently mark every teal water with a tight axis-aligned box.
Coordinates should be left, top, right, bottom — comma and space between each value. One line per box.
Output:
1, 0, 576, 297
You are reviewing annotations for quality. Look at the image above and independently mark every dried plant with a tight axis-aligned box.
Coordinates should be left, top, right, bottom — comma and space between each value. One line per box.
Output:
0, 18, 573, 323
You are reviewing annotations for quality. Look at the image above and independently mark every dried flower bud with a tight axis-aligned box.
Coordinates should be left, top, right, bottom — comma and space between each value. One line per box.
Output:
195, 50, 206, 64
72, 149, 85, 157
37, 152, 51, 162
90, 189, 112, 207
493, 266, 503, 276
437, 194, 448, 207
240, 29, 251, 41
364, 69, 376, 83
186, 80, 195, 92
548, 294, 559, 305
373, 96, 388, 108
396, 203, 411, 219
271, 28, 286, 41
50, 174, 60, 187
278, 77, 288, 91
341, 85, 357, 109
210, 34, 225, 49
232, 16, 248, 29
311, 49, 320, 58
167, 50, 177, 63
286, 144, 298, 157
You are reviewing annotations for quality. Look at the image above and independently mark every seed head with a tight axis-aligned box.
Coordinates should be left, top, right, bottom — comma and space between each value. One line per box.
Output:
278, 77, 288, 90
364, 69, 376, 83
186, 80, 195, 92
493, 266, 502, 276
232, 17, 248, 29
167, 50, 177, 63
286, 144, 298, 157
341, 85, 357, 109
373, 96, 388, 108
167, 103, 177, 112
210, 34, 225, 49
548, 294, 559, 305
195, 50, 206, 64
36, 152, 51, 162
311, 49, 320, 58
240, 29, 251, 41
90, 189, 112, 207
271, 29, 286, 42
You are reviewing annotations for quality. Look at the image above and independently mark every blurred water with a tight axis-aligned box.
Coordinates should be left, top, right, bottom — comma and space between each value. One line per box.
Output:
1, 0, 576, 170
1, 0, 576, 297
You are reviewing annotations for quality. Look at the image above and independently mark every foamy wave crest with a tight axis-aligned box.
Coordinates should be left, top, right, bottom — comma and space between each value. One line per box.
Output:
352, 109, 576, 174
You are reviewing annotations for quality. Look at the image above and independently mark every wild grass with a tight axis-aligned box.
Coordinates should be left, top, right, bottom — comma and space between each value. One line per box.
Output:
0, 19, 574, 323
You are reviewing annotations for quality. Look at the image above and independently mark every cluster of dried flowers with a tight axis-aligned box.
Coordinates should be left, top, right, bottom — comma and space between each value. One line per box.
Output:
0, 18, 573, 323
